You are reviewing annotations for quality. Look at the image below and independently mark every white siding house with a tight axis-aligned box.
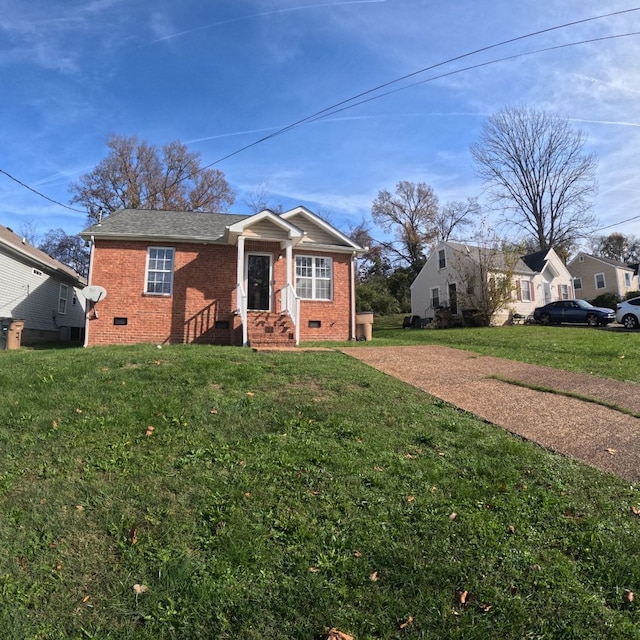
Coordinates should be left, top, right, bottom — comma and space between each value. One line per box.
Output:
0, 224, 86, 344
410, 242, 574, 325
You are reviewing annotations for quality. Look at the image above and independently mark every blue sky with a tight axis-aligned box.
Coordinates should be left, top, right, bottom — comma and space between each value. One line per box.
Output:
1, 0, 640, 246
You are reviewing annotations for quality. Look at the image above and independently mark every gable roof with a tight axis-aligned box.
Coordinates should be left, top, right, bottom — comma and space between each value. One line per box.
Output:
445, 242, 534, 274
568, 252, 636, 271
0, 223, 86, 285
80, 207, 365, 253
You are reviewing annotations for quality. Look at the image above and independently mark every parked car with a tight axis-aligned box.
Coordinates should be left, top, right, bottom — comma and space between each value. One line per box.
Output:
616, 296, 640, 329
533, 299, 616, 326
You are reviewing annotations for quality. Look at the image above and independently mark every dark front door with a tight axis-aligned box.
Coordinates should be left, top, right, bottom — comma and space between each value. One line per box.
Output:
247, 254, 271, 311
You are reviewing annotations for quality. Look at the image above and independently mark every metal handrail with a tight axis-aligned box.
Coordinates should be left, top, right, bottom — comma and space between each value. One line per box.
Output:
236, 282, 248, 346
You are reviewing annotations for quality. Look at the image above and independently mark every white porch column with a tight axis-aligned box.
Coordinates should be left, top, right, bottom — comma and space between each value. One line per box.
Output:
237, 236, 245, 289
285, 240, 293, 287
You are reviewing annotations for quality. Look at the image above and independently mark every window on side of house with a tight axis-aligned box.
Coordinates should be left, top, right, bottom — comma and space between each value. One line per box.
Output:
520, 279, 532, 302
625, 272, 632, 287
438, 249, 446, 269
430, 287, 440, 309
58, 283, 68, 315
145, 247, 175, 295
574, 277, 582, 290
561, 284, 569, 299
295, 255, 333, 300
595, 273, 605, 290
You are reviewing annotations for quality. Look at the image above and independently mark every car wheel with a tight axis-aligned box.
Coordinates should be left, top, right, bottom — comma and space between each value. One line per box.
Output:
622, 314, 639, 330
540, 312, 551, 325
586, 314, 598, 327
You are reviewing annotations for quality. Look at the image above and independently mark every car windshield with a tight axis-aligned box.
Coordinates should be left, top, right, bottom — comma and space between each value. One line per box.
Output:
575, 299, 595, 309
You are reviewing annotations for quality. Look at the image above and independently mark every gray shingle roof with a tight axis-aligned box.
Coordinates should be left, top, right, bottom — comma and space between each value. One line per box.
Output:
80, 209, 251, 242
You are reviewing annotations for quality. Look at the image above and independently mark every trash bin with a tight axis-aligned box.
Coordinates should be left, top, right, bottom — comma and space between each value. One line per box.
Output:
0, 318, 11, 350
7, 319, 24, 350
355, 312, 374, 341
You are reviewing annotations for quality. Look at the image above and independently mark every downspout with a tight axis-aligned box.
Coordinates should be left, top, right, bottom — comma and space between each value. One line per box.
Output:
350, 251, 357, 340
83, 236, 95, 348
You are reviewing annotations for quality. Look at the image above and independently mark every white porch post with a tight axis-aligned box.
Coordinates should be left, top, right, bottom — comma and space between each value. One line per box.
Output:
237, 236, 247, 346
285, 240, 293, 287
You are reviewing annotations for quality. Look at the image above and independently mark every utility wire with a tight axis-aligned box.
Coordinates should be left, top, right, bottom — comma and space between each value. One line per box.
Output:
0, 168, 86, 214
200, 7, 640, 169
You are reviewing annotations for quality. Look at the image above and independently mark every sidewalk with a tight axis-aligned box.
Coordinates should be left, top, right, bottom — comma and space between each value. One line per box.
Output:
341, 345, 640, 483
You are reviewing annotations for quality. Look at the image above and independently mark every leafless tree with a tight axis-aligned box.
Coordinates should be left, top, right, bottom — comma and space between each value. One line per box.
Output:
70, 134, 235, 223
371, 181, 439, 275
590, 232, 640, 263
39, 228, 89, 277
471, 106, 597, 251
435, 197, 480, 242
243, 182, 283, 214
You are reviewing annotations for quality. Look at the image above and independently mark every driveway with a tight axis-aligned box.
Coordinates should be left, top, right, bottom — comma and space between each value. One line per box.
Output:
341, 345, 640, 483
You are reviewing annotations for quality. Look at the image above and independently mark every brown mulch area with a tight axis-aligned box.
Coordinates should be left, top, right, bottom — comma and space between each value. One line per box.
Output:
340, 345, 640, 483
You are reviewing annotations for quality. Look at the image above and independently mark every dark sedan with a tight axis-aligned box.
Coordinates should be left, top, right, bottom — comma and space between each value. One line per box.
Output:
532, 299, 616, 326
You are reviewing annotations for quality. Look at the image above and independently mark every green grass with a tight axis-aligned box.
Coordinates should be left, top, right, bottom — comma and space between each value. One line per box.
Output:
1, 340, 640, 638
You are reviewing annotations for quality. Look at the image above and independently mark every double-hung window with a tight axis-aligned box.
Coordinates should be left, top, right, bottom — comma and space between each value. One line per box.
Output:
145, 247, 175, 295
520, 279, 532, 302
58, 284, 68, 315
295, 256, 332, 300
595, 273, 606, 290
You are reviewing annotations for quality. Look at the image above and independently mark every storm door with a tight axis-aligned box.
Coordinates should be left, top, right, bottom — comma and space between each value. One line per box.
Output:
247, 254, 272, 311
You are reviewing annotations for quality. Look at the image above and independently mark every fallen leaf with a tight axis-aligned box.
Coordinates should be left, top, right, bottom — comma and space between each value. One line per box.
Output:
325, 628, 354, 640
153, 360, 161, 365
308, 566, 321, 573
606, 448, 617, 455
407, 495, 415, 503
508, 525, 516, 534
129, 526, 138, 545
354, 551, 363, 558
511, 585, 519, 596
76, 504, 84, 511
632, 506, 640, 516
244, 492, 251, 498
210, 409, 218, 415
75, 408, 83, 414
133, 584, 148, 595
399, 615, 414, 629
56, 564, 63, 571
449, 512, 457, 520
246, 391, 255, 397
370, 570, 379, 582
457, 589, 469, 605
373, 466, 384, 472
145, 426, 155, 437
51, 420, 58, 429
481, 603, 492, 612
624, 589, 635, 603
82, 595, 91, 603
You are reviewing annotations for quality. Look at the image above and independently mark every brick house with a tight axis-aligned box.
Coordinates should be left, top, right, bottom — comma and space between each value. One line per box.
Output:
79, 207, 365, 347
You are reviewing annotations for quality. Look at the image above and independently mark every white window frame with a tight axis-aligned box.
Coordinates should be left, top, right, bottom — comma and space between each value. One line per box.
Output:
58, 283, 68, 315
295, 255, 333, 301
594, 272, 606, 290
438, 249, 446, 269
561, 284, 569, 300
145, 247, 175, 295
430, 287, 440, 309
520, 279, 532, 302
624, 272, 632, 287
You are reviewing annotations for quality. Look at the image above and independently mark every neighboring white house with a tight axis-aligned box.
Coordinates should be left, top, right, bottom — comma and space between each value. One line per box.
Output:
410, 241, 574, 325
567, 252, 638, 302
0, 223, 86, 344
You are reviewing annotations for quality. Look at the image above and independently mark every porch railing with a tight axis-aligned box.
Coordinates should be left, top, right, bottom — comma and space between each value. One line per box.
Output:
236, 282, 248, 346
280, 283, 300, 346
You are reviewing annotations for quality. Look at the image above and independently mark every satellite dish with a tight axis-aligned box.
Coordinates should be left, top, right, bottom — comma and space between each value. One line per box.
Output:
81, 285, 107, 302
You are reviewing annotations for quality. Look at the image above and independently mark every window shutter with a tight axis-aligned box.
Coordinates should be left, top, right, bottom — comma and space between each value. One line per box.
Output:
530, 283, 535, 302
558, 284, 562, 299
516, 281, 521, 301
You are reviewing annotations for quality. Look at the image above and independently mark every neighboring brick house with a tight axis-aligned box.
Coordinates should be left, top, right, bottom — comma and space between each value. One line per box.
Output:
567, 252, 638, 301
0, 223, 86, 344
79, 207, 365, 347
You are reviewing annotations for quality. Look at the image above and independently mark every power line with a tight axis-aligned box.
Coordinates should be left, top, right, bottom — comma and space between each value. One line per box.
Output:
0, 168, 86, 214
200, 7, 640, 169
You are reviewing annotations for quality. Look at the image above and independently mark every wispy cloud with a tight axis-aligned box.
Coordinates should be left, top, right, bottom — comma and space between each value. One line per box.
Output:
149, 0, 386, 44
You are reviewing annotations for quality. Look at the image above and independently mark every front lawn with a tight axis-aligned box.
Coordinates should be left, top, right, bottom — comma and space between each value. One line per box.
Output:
1, 344, 640, 639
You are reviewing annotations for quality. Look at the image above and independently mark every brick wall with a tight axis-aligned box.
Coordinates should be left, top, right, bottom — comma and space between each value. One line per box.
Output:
87, 239, 354, 346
